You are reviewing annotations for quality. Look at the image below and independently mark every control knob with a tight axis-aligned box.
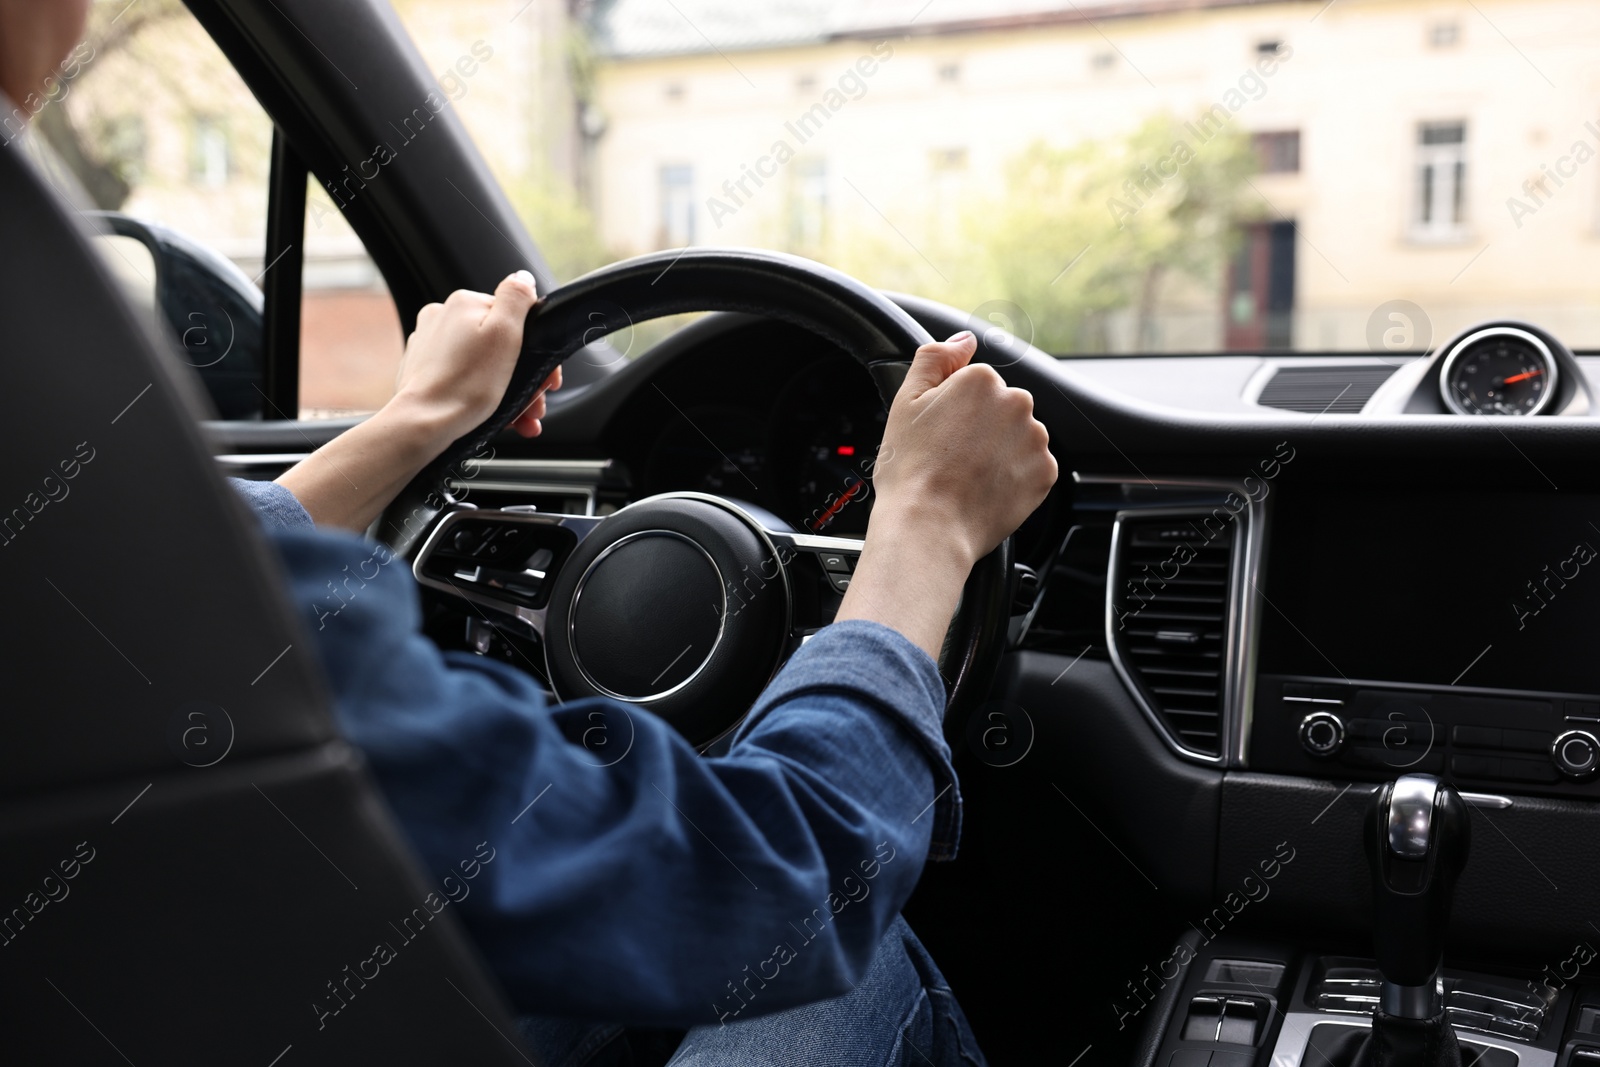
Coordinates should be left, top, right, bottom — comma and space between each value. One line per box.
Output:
1299, 711, 1345, 757
1552, 729, 1600, 780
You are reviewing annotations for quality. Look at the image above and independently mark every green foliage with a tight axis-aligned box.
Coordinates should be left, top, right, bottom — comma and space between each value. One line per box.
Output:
961, 115, 1260, 353
505, 164, 614, 282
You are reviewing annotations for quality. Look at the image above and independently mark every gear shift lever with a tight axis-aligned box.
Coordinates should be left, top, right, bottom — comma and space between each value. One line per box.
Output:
1365, 773, 1471, 1016
1351, 774, 1471, 1067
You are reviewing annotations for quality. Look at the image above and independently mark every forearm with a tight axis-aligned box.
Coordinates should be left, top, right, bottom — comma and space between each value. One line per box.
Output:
834, 501, 975, 661
274, 398, 452, 533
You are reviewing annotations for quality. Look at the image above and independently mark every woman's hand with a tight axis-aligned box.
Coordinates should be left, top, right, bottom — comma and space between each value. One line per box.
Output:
392, 270, 562, 449
276, 271, 562, 533
836, 331, 1056, 660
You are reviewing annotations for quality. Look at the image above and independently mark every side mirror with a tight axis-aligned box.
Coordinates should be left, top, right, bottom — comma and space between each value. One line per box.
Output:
87, 211, 266, 420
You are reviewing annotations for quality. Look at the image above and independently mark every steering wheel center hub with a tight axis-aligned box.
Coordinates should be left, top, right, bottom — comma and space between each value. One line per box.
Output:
570, 530, 725, 700
544, 495, 792, 746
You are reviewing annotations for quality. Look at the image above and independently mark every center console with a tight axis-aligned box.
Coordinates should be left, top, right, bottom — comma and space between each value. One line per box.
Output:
1250, 488, 1600, 798
1142, 941, 1579, 1067
1142, 776, 1595, 1067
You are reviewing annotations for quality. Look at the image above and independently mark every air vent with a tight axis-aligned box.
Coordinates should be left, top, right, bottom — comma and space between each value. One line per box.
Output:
1109, 514, 1236, 757
1256, 365, 1395, 413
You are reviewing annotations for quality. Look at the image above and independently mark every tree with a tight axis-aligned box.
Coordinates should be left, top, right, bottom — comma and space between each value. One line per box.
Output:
34, 0, 188, 209
962, 115, 1259, 353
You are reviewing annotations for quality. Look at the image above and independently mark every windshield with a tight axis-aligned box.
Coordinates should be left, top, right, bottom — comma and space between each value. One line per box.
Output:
48, 0, 1600, 366
401, 0, 1600, 357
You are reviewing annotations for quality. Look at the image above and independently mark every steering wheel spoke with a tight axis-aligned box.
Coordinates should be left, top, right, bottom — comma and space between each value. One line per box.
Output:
411, 506, 603, 641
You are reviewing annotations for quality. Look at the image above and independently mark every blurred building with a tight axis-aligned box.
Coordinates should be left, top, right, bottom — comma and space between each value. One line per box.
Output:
50, 0, 1600, 411
582, 0, 1600, 353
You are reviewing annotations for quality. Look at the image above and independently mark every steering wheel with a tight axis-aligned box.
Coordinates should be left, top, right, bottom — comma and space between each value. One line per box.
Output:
381, 248, 1013, 748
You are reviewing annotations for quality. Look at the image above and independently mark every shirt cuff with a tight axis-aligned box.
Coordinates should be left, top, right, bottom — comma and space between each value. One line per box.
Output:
227, 476, 314, 531
735, 618, 963, 861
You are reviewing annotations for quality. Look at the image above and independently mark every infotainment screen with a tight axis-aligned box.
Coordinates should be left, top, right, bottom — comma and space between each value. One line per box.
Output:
1258, 489, 1600, 695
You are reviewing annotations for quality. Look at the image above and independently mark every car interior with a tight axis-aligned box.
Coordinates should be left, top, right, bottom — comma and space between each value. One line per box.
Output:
8, 0, 1600, 1064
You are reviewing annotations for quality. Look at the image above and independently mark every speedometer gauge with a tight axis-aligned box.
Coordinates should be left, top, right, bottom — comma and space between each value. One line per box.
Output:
1439, 327, 1559, 416
771, 356, 887, 537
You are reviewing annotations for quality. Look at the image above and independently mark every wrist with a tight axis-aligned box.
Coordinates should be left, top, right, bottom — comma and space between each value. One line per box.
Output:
375, 391, 468, 465
864, 496, 981, 574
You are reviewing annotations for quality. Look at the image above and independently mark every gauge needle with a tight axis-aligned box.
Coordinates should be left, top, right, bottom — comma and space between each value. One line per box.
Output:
810, 479, 866, 531
1500, 369, 1543, 385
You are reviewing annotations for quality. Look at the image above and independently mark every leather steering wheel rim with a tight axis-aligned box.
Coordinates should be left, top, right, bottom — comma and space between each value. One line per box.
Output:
385, 247, 1012, 730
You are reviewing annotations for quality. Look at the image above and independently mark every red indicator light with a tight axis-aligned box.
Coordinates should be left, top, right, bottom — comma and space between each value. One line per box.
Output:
836, 445, 855, 456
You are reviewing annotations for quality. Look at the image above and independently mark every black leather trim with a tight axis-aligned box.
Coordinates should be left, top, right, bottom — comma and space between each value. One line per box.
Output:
999, 653, 1222, 899
1218, 772, 1600, 960
0, 742, 536, 1064
0, 138, 333, 796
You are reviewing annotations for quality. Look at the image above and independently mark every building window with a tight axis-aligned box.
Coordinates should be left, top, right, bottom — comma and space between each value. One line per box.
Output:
1253, 130, 1301, 174
1429, 22, 1460, 48
98, 115, 148, 184
1256, 39, 1284, 57
795, 73, 816, 94
937, 62, 961, 83
788, 158, 827, 250
930, 147, 968, 173
659, 164, 695, 247
664, 81, 685, 101
1091, 50, 1116, 72
190, 116, 230, 188
1414, 121, 1468, 238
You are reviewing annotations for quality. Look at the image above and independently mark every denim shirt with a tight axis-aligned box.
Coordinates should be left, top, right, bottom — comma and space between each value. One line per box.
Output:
230, 479, 961, 1026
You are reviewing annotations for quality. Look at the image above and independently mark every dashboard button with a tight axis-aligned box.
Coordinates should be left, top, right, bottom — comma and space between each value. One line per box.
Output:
818, 552, 853, 573
1298, 711, 1345, 757
1451, 755, 1500, 778
1552, 730, 1600, 779
1452, 726, 1502, 749
1344, 718, 1387, 741
1499, 756, 1561, 783
827, 573, 851, 594
451, 525, 484, 554
1502, 729, 1554, 753
1342, 745, 1444, 773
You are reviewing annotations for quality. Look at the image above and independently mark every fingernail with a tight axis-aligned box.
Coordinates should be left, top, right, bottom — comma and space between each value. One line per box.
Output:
947, 330, 974, 343
513, 269, 535, 286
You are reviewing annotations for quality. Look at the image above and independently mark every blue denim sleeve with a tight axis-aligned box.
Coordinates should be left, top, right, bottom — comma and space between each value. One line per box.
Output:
227, 476, 313, 530
267, 525, 962, 1027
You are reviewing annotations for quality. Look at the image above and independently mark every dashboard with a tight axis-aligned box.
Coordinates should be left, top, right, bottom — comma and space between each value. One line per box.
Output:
211, 295, 1600, 973
637, 353, 887, 537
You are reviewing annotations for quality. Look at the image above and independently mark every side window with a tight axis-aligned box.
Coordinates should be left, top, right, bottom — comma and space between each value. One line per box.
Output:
34, 2, 403, 421
301, 183, 406, 418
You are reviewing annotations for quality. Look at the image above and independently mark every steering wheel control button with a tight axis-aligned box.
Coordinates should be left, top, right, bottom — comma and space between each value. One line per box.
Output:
570, 531, 722, 700
827, 572, 851, 594
1299, 711, 1346, 757
1552, 730, 1600, 779
818, 552, 853, 573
